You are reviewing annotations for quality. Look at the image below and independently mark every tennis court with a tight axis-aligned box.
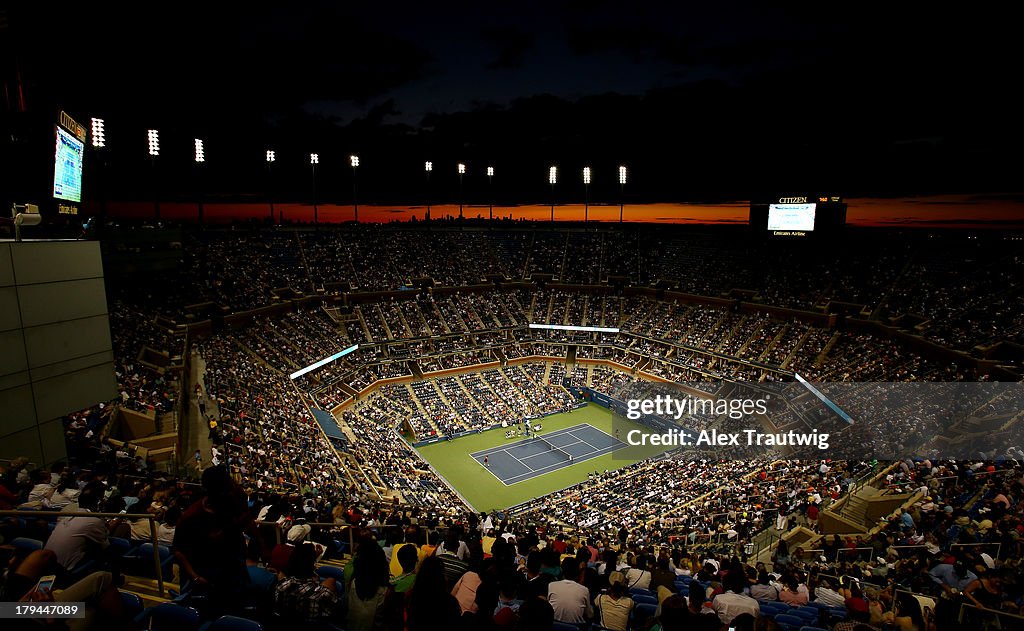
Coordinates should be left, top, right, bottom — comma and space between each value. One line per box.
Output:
470, 423, 627, 485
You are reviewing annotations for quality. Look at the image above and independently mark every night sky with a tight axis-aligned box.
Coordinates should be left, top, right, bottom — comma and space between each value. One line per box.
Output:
4, 2, 1023, 212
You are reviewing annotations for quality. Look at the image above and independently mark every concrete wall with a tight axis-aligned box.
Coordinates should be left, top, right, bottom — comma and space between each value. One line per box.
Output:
0, 241, 117, 466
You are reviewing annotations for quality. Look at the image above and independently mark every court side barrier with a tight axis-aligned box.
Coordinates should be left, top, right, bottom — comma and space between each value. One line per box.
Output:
410, 405, 584, 448
0, 509, 166, 596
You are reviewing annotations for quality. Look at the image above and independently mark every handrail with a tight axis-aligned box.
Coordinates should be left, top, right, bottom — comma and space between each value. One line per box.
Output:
253, 520, 433, 552
0, 459, 37, 468
950, 542, 1002, 560
0, 509, 165, 596
832, 546, 875, 564
957, 602, 1024, 625
837, 461, 883, 517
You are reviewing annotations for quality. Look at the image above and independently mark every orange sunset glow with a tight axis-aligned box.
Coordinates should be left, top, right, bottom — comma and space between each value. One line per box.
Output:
94, 193, 1024, 228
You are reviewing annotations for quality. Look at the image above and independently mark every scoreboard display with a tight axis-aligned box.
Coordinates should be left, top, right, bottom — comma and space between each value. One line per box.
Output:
53, 111, 87, 204
750, 194, 846, 238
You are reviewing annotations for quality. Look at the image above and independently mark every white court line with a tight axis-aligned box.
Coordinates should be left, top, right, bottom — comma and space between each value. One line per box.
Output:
474, 445, 522, 487
469, 423, 591, 459
466, 422, 628, 485
501, 443, 623, 484
567, 430, 600, 452
516, 439, 585, 462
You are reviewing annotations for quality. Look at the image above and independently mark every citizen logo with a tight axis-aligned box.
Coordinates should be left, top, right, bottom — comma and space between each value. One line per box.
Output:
778, 196, 808, 203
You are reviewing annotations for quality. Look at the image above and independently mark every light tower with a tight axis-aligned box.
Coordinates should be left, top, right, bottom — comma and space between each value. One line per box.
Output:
310, 153, 319, 225
90, 118, 107, 217
618, 165, 628, 223
350, 154, 360, 222
548, 165, 558, 222
457, 162, 466, 218
147, 129, 160, 219
194, 139, 206, 223
487, 166, 494, 220
583, 166, 592, 223
266, 150, 276, 222
424, 161, 433, 220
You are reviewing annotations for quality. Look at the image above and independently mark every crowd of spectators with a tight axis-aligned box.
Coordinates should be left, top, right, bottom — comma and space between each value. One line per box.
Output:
106, 225, 1024, 361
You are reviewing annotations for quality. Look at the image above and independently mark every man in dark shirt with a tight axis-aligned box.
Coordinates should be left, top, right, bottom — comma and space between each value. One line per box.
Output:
173, 466, 254, 615
522, 551, 554, 601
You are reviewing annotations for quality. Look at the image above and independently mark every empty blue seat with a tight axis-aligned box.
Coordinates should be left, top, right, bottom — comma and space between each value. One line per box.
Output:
207, 615, 264, 631
628, 587, 654, 597
315, 564, 346, 583
109, 536, 135, 556
119, 591, 143, 618
126, 543, 174, 580
828, 608, 848, 620
632, 594, 658, 606
775, 614, 806, 631
633, 603, 657, 622
794, 607, 819, 620
135, 603, 201, 631
11, 537, 44, 554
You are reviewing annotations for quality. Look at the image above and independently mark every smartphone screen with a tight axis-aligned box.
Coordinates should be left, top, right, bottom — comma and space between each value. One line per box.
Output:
36, 575, 56, 593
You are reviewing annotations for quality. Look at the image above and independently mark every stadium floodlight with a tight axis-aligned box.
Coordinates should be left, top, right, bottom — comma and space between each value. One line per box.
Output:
194, 139, 206, 222
487, 166, 495, 220
549, 165, 557, 222
583, 166, 591, 223
90, 118, 105, 148
310, 153, 319, 224
266, 151, 277, 223
618, 165, 627, 222
147, 129, 161, 219
424, 161, 433, 220
350, 154, 360, 222
457, 162, 466, 218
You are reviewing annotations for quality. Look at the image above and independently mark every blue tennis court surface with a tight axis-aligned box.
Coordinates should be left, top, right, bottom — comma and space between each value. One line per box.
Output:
470, 423, 627, 485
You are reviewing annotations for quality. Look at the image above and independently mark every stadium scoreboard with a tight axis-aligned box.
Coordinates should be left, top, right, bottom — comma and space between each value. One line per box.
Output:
749, 194, 846, 238
53, 111, 87, 211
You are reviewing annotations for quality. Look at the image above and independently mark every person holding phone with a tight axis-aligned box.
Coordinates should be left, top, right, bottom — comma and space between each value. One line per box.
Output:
0, 550, 132, 631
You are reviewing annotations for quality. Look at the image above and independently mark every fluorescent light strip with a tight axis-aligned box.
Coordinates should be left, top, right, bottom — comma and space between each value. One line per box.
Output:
290, 344, 360, 380
794, 373, 854, 425
528, 323, 620, 334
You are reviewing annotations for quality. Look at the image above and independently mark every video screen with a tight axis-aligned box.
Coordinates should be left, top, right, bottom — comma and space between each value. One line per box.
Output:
768, 203, 816, 231
54, 126, 85, 203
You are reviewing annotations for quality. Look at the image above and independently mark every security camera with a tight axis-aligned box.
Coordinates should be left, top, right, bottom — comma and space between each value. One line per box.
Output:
12, 203, 42, 241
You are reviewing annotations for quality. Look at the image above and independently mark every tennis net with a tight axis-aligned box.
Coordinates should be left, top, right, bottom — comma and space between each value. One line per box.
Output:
535, 434, 573, 463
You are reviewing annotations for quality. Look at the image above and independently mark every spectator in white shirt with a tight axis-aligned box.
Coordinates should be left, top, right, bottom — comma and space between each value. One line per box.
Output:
624, 554, 653, 591
548, 557, 593, 625
813, 578, 846, 607
43, 483, 111, 574
712, 572, 759, 626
